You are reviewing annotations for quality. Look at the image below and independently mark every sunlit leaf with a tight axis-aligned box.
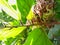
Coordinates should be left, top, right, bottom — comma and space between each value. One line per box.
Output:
0, 0, 21, 20
26, 7, 35, 20
0, 27, 26, 40
16, 0, 35, 23
8, 20, 20, 26
24, 28, 53, 45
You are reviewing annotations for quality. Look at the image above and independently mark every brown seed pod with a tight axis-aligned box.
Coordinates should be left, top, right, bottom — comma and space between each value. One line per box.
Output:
32, 0, 55, 28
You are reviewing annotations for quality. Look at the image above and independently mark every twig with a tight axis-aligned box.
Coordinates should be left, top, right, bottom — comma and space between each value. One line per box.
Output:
0, 22, 60, 28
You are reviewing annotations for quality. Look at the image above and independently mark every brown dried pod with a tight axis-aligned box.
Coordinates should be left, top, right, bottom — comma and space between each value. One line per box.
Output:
32, 0, 55, 28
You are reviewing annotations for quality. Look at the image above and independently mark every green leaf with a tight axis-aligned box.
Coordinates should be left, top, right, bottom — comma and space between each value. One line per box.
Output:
54, 0, 60, 21
55, 12, 60, 21
0, 0, 21, 20
0, 27, 26, 40
54, 0, 60, 12
16, 0, 35, 23
5, 37, 22, 45
0, 41, 2, 45
12, 5, 16, 10
24, 28, 53, 45
5, 38, 17, 45
8, 20, 20, 26
6, 0, 8, 2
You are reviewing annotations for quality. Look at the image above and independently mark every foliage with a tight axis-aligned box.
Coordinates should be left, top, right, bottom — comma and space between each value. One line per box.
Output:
24, 28, 53, 45
0, 0, 60, 45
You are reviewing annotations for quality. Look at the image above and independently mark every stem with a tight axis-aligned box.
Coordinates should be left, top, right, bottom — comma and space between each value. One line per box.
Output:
1, 22, 60, 28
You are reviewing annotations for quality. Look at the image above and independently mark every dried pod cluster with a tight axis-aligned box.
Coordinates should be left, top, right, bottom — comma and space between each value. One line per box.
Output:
34, 0, 54, 16
32, 0, 55, 28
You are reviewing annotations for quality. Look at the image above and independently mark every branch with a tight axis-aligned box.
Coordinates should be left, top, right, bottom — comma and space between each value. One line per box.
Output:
0, 22, 60, 28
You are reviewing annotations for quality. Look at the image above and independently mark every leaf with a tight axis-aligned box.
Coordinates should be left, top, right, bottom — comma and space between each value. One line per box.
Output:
8, 20, 20, 26
0, 0, 21, 20
54, 0, 60, 21
26, 7, 35, 20
54, 0, 60, 12
6, 0, 8, 2
5, 38, 17, 45
16, 0, 35, 23
5, 32, 24, 45
0, 27, 26, 40
12, 5, 16, 10
24, 28, 53, 45
5, 37, 22, 45
55, 12, 60, 21
0, 41, 2, 45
